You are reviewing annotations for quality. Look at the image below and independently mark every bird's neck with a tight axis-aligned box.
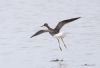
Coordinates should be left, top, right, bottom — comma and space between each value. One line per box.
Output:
45, 25, 52, 30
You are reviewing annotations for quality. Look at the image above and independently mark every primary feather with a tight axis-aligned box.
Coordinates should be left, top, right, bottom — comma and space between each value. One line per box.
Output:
54, 17, 81, 32
30, 30, 48, 38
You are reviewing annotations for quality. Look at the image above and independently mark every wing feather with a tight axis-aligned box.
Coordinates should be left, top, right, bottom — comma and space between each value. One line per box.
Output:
30, 30, 48, 38
54, 17, 81, 32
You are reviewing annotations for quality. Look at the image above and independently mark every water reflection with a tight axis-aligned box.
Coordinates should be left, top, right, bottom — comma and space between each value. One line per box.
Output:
50, 60, 68, 68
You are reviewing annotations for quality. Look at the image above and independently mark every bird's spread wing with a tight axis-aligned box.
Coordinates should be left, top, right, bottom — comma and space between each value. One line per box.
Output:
54, 17, 81, 32
30, 30, 48, 38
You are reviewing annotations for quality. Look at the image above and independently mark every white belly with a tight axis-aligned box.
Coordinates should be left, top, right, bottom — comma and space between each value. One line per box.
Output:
53, 32, 66, 38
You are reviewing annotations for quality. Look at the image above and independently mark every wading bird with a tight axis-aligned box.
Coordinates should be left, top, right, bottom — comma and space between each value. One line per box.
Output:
30, 17, 80, 51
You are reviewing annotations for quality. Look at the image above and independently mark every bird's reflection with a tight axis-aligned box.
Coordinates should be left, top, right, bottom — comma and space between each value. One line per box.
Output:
50, 60, 68, 68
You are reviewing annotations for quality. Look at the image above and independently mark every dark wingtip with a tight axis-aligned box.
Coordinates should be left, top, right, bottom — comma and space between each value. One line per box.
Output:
72, 17, 81, 21
30, 36, 32, 38
76, 17, 81, 19
30, 35, 34, 38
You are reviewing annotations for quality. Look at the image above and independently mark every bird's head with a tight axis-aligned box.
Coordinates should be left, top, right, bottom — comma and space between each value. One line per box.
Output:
41, 23, 48, 27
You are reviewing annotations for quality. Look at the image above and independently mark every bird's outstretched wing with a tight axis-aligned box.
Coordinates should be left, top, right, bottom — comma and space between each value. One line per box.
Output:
54, 17, 81, 32
30, 30, 48, 38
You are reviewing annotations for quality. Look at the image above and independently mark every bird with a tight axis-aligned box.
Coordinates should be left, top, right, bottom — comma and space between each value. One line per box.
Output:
30, 17, 81, 51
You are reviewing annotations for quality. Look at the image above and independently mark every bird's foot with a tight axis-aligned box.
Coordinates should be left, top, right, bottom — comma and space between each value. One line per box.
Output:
64, 44, 67, 48
60, 48, 62, 51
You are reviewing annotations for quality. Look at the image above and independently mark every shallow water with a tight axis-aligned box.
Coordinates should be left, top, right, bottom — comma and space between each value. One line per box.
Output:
0, 0, 100, 68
